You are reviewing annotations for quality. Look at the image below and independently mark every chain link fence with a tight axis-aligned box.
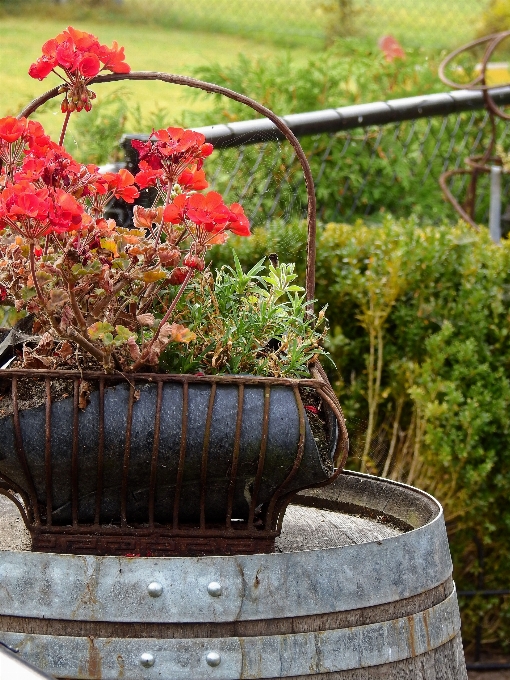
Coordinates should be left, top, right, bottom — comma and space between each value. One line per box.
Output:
176, 113, 510, 229
119, 0, 491, 49
115, 89, 510, 232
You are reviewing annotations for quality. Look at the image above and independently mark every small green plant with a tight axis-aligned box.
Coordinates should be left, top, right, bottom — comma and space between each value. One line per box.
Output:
159, 253, 329, 377
317, 0, 368, 41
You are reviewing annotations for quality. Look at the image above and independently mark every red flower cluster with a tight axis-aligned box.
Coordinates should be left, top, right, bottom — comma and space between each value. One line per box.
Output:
91, 168, 139, 214
0, 117, 51, 172
0, 181, 87, 239
29, 27, 130, 114
132, 127, 213, 185
0, 28, 252, 372
164, 191, 250, 243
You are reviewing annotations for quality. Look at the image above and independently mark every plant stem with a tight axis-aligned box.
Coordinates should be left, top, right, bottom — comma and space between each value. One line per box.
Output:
361, 318, 383, 472
154, 182, 174, 246
381, 396, 404, 478
58, 110, 71, 147
29, 242, 45, 305
90, 278, 130, 318
66, 327, 107, 365
131, 268, 193, 371
68, 282, 87, 332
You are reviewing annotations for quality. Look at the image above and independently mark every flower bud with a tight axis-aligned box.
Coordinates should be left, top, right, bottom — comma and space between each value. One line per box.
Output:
61, 99, 69, 113
168, 266, 188, 285
84, 102, 92, 112
183, 253, 205, 271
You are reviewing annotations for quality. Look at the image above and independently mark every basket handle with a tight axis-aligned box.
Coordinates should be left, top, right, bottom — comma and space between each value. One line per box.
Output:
19, 71, 318, 307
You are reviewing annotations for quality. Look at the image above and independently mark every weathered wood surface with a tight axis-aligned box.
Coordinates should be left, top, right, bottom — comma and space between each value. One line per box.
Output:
0, 495, 402, 554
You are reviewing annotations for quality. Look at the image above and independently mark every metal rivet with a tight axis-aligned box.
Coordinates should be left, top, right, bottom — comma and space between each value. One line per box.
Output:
147, 582, 163, 598
206, 651, 221, 667
140, 652, 155, 668
207, 581, 222, 597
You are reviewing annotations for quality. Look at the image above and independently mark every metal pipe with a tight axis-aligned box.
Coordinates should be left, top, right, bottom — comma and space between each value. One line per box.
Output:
489, 165, 502, 243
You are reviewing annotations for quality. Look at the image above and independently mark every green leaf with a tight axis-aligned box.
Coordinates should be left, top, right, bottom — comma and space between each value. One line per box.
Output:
20, 287, 37, 302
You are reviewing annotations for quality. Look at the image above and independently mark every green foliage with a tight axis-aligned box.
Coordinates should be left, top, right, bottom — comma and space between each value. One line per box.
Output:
478, 0, 510, 36
186, 44, 443, 123
184, 48, 485, 227
209, 217, 510, 648
159, 255, 328, 377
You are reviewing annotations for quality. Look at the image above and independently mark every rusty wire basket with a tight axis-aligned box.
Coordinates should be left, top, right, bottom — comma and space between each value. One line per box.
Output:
0, 73, 348, 557
439, 31, 510, 229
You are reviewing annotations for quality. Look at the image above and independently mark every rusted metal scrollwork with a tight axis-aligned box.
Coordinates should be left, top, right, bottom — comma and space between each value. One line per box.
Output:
439, 32, 510, 230
0, 73, 349, 557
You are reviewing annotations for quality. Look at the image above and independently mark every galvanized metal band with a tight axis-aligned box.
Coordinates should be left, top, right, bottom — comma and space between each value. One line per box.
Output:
0, 512, 451, 623
0, 476, 452, 624
0, 577, 454, 639
0, 588, 462, 679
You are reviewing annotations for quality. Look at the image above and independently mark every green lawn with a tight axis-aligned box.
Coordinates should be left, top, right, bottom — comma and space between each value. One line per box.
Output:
117, 0, 487, 50
0, 14, 315, 140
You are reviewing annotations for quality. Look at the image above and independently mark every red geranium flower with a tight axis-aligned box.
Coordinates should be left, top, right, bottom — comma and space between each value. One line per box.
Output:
186, 191, 231, 233
177, 168, 208, 191
163, 194, 189, 225
132, 128, 214, 184
134, 161, 164, 189
97, 41, 130, 74
28, 27, 131, 115
0, 117, 27, 143
225, 203, 251, 237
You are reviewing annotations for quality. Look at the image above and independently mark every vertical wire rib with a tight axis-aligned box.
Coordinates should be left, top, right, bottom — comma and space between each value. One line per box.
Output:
226, 384, 244, 529
11, 377, 40, 526
199, 383, 217, 530
148, 380, 163, 528
248, 385, 271, 529
71, 379, 80, 527
173, 381, 188, 529
44, 378, 52, 526
94, 377, 105, 526
121, 383, 135, 528
265, 385, 306, 529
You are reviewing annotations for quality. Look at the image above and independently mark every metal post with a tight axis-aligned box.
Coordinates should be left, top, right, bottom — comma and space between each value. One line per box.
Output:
489, 165, 502, 243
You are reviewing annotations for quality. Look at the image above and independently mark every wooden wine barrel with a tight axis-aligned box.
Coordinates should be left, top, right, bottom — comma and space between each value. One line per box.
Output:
0, 471, 467, 679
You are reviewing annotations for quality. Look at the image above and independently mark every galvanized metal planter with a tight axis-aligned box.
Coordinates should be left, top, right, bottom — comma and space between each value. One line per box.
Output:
0, 367, 345, 556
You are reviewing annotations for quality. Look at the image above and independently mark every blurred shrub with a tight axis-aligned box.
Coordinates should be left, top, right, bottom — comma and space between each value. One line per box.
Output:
186, 42, 442, 121
210, 217, 510, 650
478, 0, 510, 36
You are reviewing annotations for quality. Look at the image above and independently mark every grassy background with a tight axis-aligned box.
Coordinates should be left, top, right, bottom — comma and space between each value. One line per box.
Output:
0, 14, 314, 140
0, 0, 492, 142
64, 0, 488, 50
